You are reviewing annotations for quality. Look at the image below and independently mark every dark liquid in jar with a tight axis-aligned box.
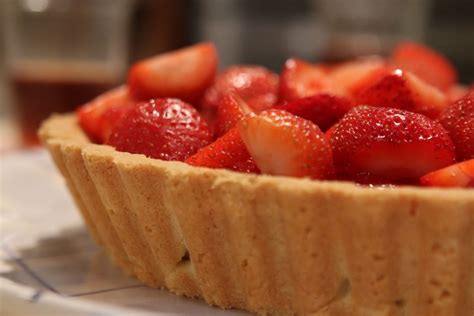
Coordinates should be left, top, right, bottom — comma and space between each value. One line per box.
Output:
10, 63, 118, 146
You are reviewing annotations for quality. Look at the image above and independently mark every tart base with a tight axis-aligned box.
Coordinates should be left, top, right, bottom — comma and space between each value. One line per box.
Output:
40, 114, 474, 315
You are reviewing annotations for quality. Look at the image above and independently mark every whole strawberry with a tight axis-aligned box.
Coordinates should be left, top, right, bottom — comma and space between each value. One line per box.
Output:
331, 106, 456, 181
439, 90, 474, 161
107, 98, 212, 161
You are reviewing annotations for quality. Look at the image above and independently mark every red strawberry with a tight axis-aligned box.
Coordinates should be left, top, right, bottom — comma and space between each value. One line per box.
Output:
446, 84, 469, 103
202, 65, 279, 111
99, 104, 135, 142
279, 58, 340, 102
238, 109, 334, 179
420, 159, 474, 188
355, 69, 448, 118
325, 124, 337, 143
107, 98, 211, 161
186, 127, 259, 173
439, 90, 474, 160
274, 94, 353, 131
214, 93, 253, 137
355, 70, 414, 110
391, 42, 458, 91
77, 86, 134, 143
331, 106, 456, 181
329, 57, 388, 96
128, 42, 217, 103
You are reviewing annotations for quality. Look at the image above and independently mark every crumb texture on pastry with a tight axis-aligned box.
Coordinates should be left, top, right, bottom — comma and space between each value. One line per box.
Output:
40, 114, 474, 316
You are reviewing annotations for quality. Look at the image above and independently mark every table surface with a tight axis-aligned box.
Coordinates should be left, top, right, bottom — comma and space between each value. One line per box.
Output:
0, 149, 248, 315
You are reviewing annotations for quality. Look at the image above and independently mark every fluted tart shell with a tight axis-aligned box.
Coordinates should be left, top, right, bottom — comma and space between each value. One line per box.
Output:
39, 114, 474, 316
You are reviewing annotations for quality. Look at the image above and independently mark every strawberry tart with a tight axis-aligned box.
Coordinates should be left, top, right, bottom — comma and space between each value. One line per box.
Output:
40, 42, 474, 315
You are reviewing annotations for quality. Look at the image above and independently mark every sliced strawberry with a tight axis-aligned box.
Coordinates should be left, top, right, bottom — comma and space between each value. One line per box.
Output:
99, 103, 135, 142
329, 56, 388, 96
128, 42, 217, 103
355, 70, 414, 110
420, 159, 474, 188
325, 124, 337, 143
391, 42, 457, 91
186, 127, 259, 173
439, 90, 474, 160
202, 65, 279, 111
355, 69, 448, 118
407, 72, 449, 118
331, 106, 456, 181
77, 86, 134, 143
279, 58, 340, 102
446, 84, 469, 103
238, 109, 334, 179
107, 98, 211, 161
214, 93, 253, 137
274, 94, 353, 131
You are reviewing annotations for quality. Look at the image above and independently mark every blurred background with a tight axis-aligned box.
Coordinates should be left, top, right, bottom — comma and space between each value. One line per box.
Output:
0, 0, 473, 150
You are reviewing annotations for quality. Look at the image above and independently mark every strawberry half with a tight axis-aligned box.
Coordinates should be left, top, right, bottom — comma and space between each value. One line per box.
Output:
439, 90, 474, 161
99, 103, 135, 143
355, 69, 448, 118
391, 42, 458, 91
329, 56, 388, 96
446, 84, 469, 103
238, 109, 334, 179
331, 106, 456, 181
325, 124, 337, 143
107, 98, 211, 161
420, 159, 474, 188
274, 94, 353, 131
202, 65, 279, 111
279, 58, 340, 102
77, 86, 134, 143
214, 93, 253, 137
186, 127, 259, 173
128, 42, 217, 103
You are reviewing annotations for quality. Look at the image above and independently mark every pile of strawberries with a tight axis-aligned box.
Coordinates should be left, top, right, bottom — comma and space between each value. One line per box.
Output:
77, 42, 474, 188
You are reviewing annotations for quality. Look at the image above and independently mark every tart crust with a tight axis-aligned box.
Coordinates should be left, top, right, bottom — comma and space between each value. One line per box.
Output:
40, 114, 474, 316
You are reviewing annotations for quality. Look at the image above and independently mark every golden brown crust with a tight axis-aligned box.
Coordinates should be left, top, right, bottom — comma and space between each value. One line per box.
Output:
39, 114, 474, 315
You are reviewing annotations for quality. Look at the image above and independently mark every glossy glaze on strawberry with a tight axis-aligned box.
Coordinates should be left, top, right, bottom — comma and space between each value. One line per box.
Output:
76, 41, 473, 188
214, 93, 253, 138
439, 90, 474, 161
107, 98, 211, 161
186, 127, 259, 173
202, 65, 279, 111
274, 94, 353, 131
239, 109, 334, 179
331, 106, 456, 181
355, 69, 447, 118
